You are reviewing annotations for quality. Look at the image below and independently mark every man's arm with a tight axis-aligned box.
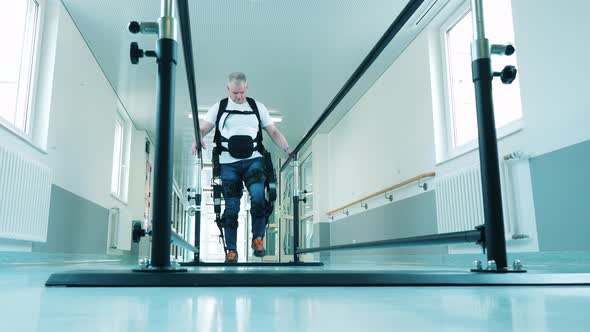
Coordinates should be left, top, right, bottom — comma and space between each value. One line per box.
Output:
264, 124, 294, 155
192, 120, 215, 155
200, 121, 214, 144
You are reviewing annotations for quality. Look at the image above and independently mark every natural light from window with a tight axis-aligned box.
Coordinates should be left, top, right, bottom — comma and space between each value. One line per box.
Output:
445, 0, 522, 148
111, 116, 124, 196
0, 0, 39, 133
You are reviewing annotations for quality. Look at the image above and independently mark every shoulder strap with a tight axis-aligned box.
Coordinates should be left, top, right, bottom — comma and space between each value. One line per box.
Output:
246, 97, 265, 151
213, 98, 229, 150
246, 97, 261, 124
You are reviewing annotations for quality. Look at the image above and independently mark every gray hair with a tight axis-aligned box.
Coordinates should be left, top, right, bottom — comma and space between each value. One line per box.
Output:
228, 72, 247, 85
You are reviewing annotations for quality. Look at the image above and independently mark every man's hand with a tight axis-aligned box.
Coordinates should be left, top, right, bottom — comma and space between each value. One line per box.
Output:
265, 124, 295, 156
192, 138, 206, 155
193, 121, 214, 155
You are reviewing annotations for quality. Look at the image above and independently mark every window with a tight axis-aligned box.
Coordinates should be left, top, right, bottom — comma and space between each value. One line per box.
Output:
299, 152, 314, 250
441, 0, 522, 156
300, 154, 313, 218
0, 0, 40, 135
111, 113, 130, 201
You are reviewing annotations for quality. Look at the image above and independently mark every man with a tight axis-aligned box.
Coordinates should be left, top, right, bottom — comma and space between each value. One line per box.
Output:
193, 72, 293, 263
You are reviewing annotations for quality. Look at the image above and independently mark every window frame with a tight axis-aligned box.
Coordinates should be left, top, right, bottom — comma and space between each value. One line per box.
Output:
299, 151, 313, 219
0, 0, 44, 141
111, 111, 131, 203
111, 113, 125, 198
437, 0, 523, 163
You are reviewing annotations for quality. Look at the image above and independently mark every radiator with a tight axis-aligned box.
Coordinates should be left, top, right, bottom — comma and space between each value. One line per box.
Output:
0, 145, 52, 242
107, 207, 132, 251
435, 160, 524, 239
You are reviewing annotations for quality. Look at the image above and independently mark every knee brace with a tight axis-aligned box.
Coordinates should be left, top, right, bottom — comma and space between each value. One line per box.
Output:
222, 213, 239, 229
222, 180, 243, 198
250, 203, 266, 219
262, 151, 277, 202
244, 168, 266, 188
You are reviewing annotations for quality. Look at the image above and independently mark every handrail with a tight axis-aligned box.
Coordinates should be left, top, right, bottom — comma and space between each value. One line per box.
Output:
171, 228, 199, 254
296, 228, 482, 254
279, 0, 426, 173
172, 179, 189, 209
176, 0, 203, 166
326, 172, 435, 216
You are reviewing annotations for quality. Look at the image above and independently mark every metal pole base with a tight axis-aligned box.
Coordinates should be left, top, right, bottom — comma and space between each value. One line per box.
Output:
470, 259, 527, 273
133, 258, 187, 272
470, 269, 527, 274
133, 266, 188, 273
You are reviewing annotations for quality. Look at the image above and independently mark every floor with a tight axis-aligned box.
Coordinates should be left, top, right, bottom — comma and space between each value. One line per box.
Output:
1, 253, 590, 332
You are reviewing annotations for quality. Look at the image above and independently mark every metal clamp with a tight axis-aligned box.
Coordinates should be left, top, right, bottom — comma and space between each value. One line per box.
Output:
493, 65, 518, 84
187, 187, 195, 202
513, 259, 524, 271
418, 181, 428, 191
470, 258, 527, 273
384, 192, 393, 202
129, 42, 157, 65
361, 202, 368, 210
491, 44, 515, 56
128, 21, 159, 35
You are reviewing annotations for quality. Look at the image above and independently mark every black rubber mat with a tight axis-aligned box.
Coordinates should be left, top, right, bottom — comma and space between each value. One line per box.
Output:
45, 269, 590, 287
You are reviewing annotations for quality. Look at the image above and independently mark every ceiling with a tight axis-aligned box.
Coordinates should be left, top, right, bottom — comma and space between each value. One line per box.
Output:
59, 0, 440, 187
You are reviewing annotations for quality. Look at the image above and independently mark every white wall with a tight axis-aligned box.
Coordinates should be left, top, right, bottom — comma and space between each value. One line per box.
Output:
432, 0, 590, 173
317, 0, 590, 241
311, 134, 331, 223
512, 0, 590, 156
327, 31, 436, 209
0, 1, 147, 252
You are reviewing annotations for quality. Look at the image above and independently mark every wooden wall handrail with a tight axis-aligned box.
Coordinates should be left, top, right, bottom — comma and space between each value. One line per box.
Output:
326, 172, 436, 215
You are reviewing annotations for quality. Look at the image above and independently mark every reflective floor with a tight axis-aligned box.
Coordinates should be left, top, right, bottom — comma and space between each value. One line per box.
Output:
1, 254, 590, 332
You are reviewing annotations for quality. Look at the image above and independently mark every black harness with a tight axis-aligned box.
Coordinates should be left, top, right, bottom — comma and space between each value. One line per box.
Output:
213, 97, 265, 159
211, 97, 277, 254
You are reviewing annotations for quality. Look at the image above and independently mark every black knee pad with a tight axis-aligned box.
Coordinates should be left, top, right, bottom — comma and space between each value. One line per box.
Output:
222, 213, 239, 229
250, 204, 266, 219
244, 168, 266, 188
222, 181, 243, 198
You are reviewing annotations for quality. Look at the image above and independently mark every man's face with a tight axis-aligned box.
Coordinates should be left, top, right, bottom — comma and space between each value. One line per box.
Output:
227, 81, 247, 104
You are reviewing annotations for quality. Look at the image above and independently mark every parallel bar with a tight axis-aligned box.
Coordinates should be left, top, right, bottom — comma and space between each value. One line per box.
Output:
292, 156, 300, 262
171, 230, 199, 254
193, 158, 202, 263
280, 0, 426, 172
296, 229, 483, 254
470, 0, 508, 270
176, 0, 203, 161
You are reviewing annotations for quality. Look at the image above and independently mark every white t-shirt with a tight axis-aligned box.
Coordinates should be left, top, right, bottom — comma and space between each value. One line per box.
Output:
204, 98, 273, 164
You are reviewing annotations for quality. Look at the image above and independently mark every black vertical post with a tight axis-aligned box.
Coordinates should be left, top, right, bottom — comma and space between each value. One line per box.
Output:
194, 193, 202, 263
193, 159, 202, 263
470, 0, 508, 270
292, 155, 300, 263
149, 0, 178, 270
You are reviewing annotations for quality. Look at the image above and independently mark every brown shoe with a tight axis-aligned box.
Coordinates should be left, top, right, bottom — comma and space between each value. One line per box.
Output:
251, 238, 266, 257
225, 250, 238, 264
